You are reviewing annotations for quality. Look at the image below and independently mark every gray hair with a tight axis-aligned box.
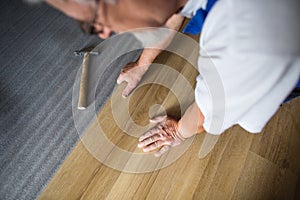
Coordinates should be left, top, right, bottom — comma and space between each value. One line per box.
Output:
24, 0, 116, 5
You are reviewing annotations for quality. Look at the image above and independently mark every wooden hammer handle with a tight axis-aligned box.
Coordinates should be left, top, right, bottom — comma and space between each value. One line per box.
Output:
78, 53, 89, 110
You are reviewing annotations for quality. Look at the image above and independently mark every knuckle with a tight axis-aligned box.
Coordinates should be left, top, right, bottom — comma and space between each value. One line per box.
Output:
153, 135, 160, 141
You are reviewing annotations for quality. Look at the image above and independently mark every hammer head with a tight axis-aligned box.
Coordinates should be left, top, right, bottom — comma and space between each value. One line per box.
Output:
74, 47, 99, 57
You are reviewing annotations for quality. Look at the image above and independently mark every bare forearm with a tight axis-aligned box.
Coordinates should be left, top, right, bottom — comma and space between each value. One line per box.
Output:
178, 102, 205, 138
137, 14, 185, 66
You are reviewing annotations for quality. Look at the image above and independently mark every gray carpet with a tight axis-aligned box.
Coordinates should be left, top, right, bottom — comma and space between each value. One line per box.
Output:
0, 1, 141, 199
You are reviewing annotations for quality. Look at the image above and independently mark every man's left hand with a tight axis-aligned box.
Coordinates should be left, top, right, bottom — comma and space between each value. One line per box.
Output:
138, 115, 186, 157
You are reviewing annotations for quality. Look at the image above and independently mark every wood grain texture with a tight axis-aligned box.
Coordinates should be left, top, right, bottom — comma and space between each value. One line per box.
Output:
39, 21, 300, 199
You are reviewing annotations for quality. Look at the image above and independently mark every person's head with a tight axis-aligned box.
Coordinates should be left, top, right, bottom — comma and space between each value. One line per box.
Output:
45, 0, 186, 39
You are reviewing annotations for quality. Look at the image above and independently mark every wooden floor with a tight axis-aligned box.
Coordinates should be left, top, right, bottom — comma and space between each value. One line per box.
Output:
39, 32, 300, 199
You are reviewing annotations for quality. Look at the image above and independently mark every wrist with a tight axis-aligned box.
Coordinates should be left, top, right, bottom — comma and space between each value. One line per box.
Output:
136, 55, 155, 67
136, 60, 152, 69
177, 120, 198, 139
177, 102, 205, 138
137, 48, 162, 66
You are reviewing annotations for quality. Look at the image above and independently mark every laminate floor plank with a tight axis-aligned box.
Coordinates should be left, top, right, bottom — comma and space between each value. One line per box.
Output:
39, 30, 300, 200
39, 141, 102, 200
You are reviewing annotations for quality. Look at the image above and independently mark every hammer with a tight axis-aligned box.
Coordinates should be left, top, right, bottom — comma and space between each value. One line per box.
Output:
74, 49, 99, 110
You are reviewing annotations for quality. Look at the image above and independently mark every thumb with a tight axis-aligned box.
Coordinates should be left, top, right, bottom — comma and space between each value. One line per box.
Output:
154, 145, 170, 157
150, 115, 167, 123
117, 74, 125, 85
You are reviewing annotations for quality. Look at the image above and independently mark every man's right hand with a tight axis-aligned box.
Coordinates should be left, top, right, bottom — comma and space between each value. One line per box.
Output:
116, 14, 184, 98
117, 62, 150, 98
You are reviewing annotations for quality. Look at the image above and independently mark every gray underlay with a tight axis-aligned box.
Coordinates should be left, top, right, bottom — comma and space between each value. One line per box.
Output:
0, 1, 142, 199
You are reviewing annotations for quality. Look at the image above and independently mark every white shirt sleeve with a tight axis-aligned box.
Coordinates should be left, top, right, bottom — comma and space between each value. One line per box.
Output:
180, 0, 208, 18
188, 0, 300, 134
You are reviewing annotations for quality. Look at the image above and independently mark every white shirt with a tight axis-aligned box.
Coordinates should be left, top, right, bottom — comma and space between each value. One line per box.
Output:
180, 0, 300, 134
